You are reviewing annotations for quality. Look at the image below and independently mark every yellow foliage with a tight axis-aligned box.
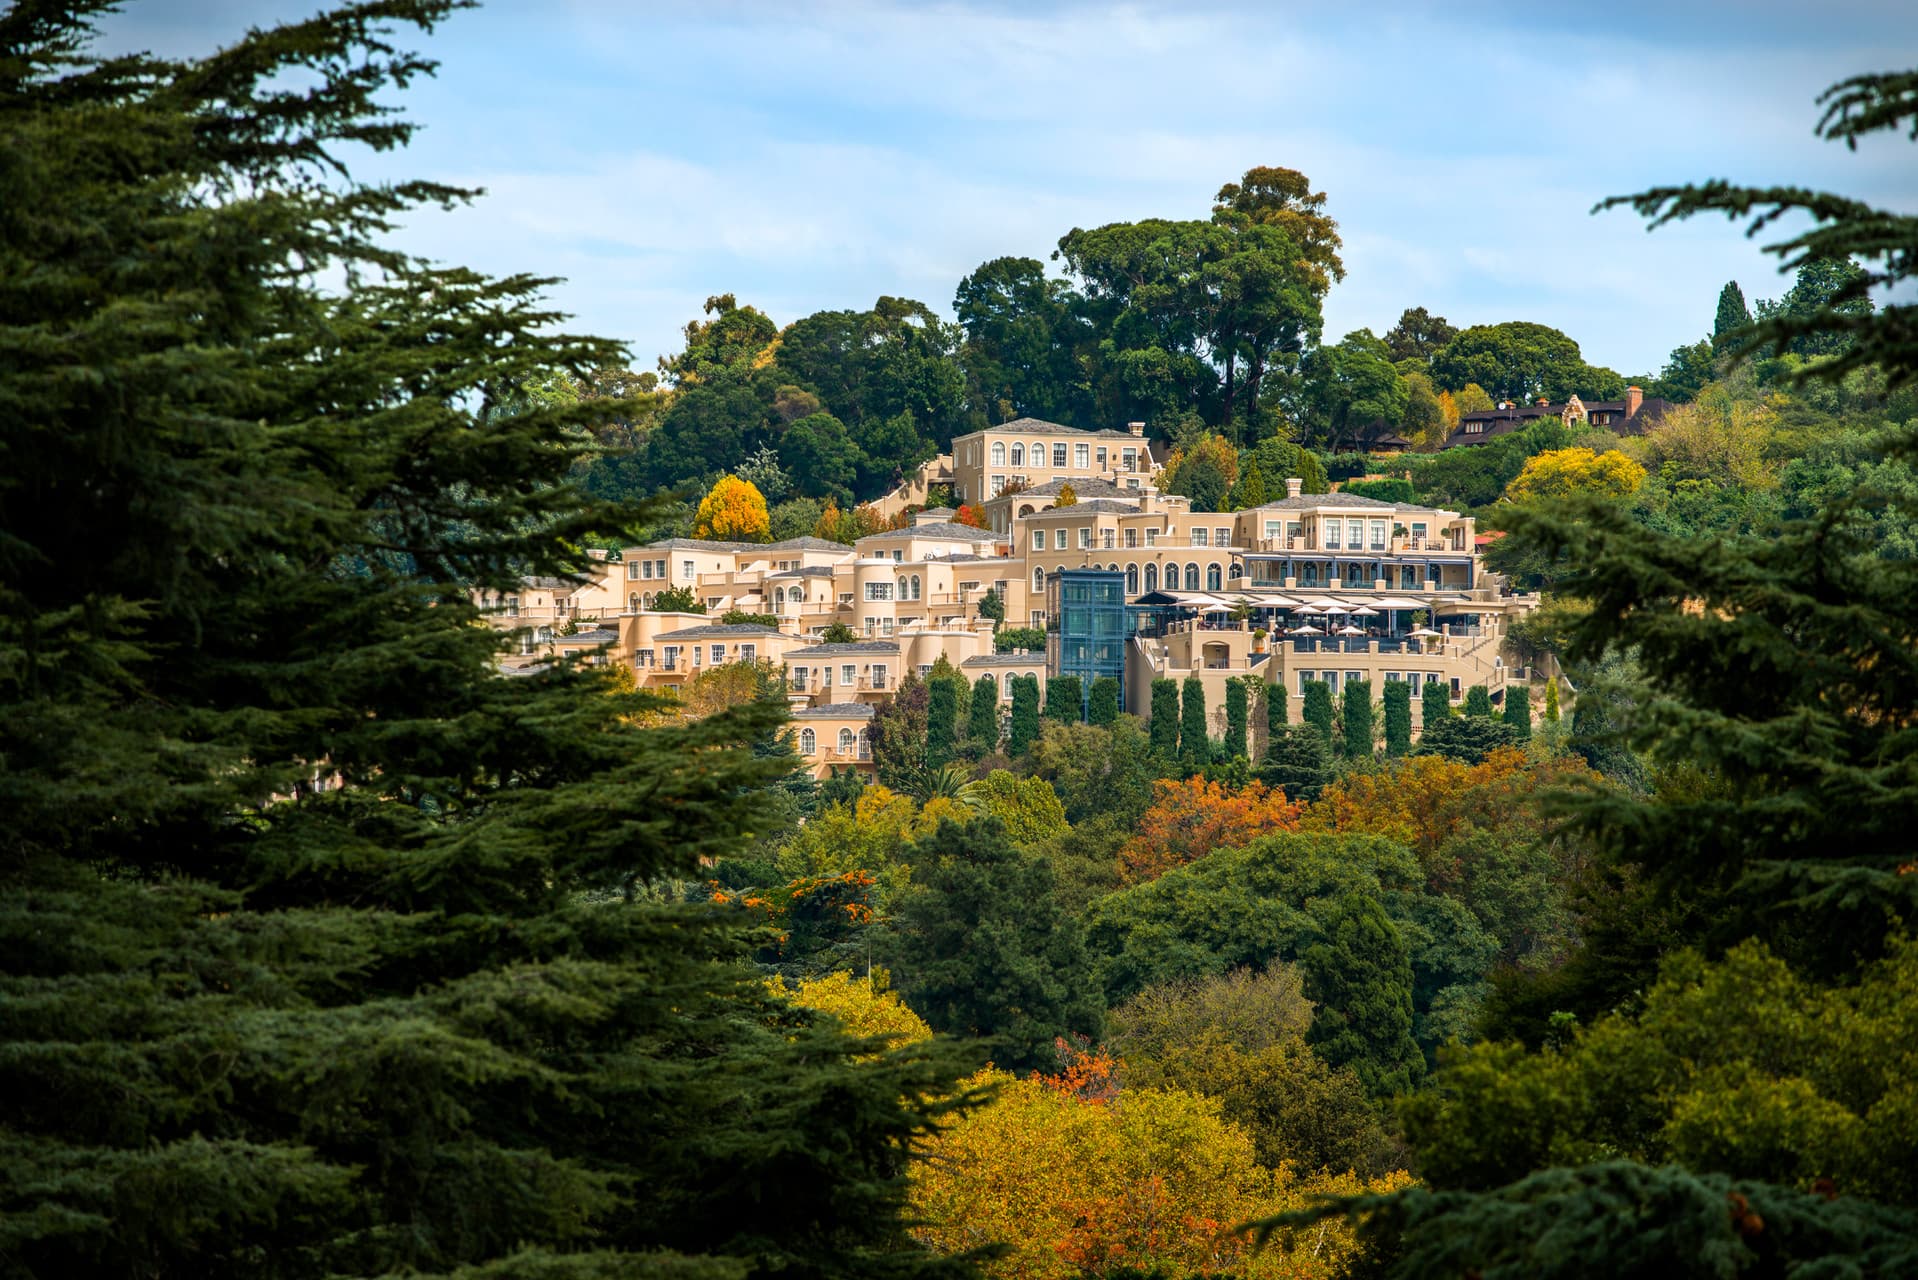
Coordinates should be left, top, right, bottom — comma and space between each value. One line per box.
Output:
783, 971, 932, 1049
1621, 387, 1780, 490
911, 1070, 1408, 1280
1502, 446, 1646, 504
693, 474, 771, 541
1055, 483, 1078, 507
775, 784, 956, 905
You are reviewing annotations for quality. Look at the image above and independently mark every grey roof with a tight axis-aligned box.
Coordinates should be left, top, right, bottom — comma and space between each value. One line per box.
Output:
792, 702, 876, 719
768, 565, 838, 579
858, 522, 1000, 542
521, 576, 576, 590
917, 506, 956, 517
987, 476, 1131, 502
960, 416, 1153, 441
1026, 498, 1141, 515
553, 628, 618, 645
787, 641, 902, 657
761, 536, 853, 551
1250, 493, 1451, 517
962, 653, 1046, 666
639, 537, 759, 552
929, 554, 1010, 564
497, 660, 553, 677
653, 623, 787, 640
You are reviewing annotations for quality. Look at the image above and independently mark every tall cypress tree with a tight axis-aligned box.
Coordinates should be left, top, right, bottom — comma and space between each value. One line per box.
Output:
1087, 675, 1121, 725
1180, 675, 1210, 767
1303, 679, 1337, 750
1463, 685, 1494, 717
926, 673, 961, 768
1266, 677, 1289, 743
1711, 280, 1753, 353
968, 673, 1001, 752
1422, 678, 1454, 729
1225, 678, 1250, 758
1007, 674, 1041, 755
1149, 678, 1181, 756
0, 9, 976, 1278
1341, 679, 1376, 759
1503, 684, 1533, 741
1044, 673, 1084, 723
1383, 680, 1412, 757
1301, 894, 1424, 1099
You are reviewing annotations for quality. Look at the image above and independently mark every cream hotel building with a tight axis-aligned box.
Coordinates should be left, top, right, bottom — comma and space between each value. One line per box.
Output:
483, 418, 1539, 777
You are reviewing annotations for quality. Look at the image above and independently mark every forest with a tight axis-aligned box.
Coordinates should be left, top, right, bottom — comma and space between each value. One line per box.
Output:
3, 3, 1917, 1279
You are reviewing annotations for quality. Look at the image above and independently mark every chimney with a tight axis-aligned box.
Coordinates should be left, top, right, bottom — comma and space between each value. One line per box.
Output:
1126, 420, 1145, 437
1626, 385, 1644, 418
1285, 477, 1302, 499
1535, 396, 1550, 407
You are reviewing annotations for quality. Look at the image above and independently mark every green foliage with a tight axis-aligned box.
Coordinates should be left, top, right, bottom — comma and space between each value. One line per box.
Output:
1341, 679, 1376, 759
966, 674, 1001, 753
1340, 477, 1415, 503
1463, 685, 1494, 717
869, 672, 930, 792
720, 608, 779, 627
995, 626, 1046, 653
1713, 280, 1754, 354
1243, 436, 1330, 495
1503, 685, 1533, 741
1417, 714, 1521, 765
1225, 459, 1268, 509
1301, 330, 1409, 450
1301, 894, 1424, 1098
1544, 677, 1561, 722
971, 770, 1071, 849
1087, 676, 1121, 726
1027, 718, 1165, 832
1045, 674, 1084, 723
1385, 306, 1459, 364
887, 819, 1103, 1072
1383, 681, 1413, 757
1302, 679, 1337, 749
1007, 675, 1041, 756
1225, 678, 1251, 758
1179, 676, 1210, 767
1262, 724, 1332, 803
1429, 321, 1624, 404
654, 585, 706, 613
1149, 679, 1181, 756
819, 620, 857, 644
0, 10, 976, 1278
1421, 678, 1453, 726
975, 586, 1005, 626
926, 673, 962, 768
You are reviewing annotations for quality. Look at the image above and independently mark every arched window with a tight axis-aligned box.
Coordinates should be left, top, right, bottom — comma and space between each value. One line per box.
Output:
1107, 563, 1119, 574
800, 728, 816, 754
1206, 563, 1222, 590
1033, 567, 1044, 593
1010, 443, 1024, 466
1126, 564, 1139, 594
838, 728, 856, 754
1144, 563, 1158, 592
774, 587, 786, 606
1228, 563, 1242, 580
794, 589, 805, 603
1185, 563, 1200, 591
1031, 441, 1045, 465
991, 441, 1006, 465
628, 592, 639, 612
857, 729, 870, 758
898, 576, 908, 600
912, 575, 922, 600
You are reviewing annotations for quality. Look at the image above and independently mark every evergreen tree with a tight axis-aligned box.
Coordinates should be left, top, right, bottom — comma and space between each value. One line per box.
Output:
1383, 680, 1412, 757
1150, 678, 1181, 756
1260, 724, 1333, 803
1463, 684, 1494, 717
1300, 894, 1424, 1098
926, 672, 961, 768
1416, 715, 1520, 765
1544, 676, 1561, 721
1711, 280, 1753, 354
1266, 677, 1289, 738
1341, 679, 1376, 758
0, 9, 976, 1278
887, 819, 1104, 1072
1180, 675, 1210, 767
870, 671, 931, 791
1302, 679, 1337, 750
1007, 675, 1042, 755
1044, 673, 1084, 723
967, 673, 1001, 753
1422, 678, 1454, 728
1225, 678, 1251, 758
1225, 459, 1269, 510
1087, 675, 1121, 725
1503, 684, 1533, 741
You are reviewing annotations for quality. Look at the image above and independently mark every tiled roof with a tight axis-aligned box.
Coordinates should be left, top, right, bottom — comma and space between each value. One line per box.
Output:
788, 641, 902, 657
858, 522, 1000, 542
962, 653, 1046, 666
961, 416, 1152, 441
761, 536, 853, 551
1027, 498, 1140, 515
768, 565, 838, 579
990, 476, 1132, 501
653, 623, 787, 640
553, 628, 618, 645
792, 702, 876, 719
917, 507, 956, 517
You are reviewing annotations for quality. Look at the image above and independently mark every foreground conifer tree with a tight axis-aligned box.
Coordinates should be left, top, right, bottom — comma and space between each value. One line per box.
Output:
0, 5, 974, 1278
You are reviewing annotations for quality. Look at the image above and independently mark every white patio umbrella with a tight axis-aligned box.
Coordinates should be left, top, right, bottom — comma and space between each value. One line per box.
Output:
1287, 624, 1324, 635
1336, 624, 1367, 636
1347, 606, 1380, 617
1408, 626, 1443, 638
1198, 602, 1232, 613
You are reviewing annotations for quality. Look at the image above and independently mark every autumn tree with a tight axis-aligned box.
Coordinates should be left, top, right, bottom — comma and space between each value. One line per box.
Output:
1120, 777, 1304, 884
1503, 447, 1647, 503
1213, 164, 1347, 290
1055, 482, 1079, 507
693, 473, 772, 541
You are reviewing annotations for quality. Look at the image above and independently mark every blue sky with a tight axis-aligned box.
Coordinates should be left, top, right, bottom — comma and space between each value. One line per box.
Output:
107, 1, 1918, 380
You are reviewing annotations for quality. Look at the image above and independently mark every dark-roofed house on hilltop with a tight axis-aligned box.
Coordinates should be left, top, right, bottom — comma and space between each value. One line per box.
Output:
1445, 387, 1673, 449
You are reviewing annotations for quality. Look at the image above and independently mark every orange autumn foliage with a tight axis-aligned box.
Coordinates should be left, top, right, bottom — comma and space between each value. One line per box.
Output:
1120, 777, 1303, 885
692, 474, 770, 541
1302, 747, 1596, 890
954, 503, 988, 528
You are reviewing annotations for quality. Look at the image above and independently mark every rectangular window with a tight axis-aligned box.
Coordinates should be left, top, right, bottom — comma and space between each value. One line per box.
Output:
881, 618, 894, 636
1191, 529, 1209, 547
1054, 530, 1068, 550
1122, 448, 1137, 471
991, 475, 1006, 496
1264, 519, 1282, 539
865, 582, 892, 601
1102, 530, 1114, 550
1125, 529, 1138, 548
1096, 447, 1108, 469
864, 616, 876, 635
692, 646, 702, 667
1127, 478, 1139, 489
821, 665, 832, 688
1369, 520, 1387, 550
892, 550, 903, 562
712, 645, 726, 664
1052, 443, 1067, 467
1346, 670, 1363, 685
637, 649, 654, 668
1348, 519, 1365, 548
871, 665, 888, 687
682, 560, 694, 578
662, 645, 679, 669
1216, 526, 1230, 547
1077, 527, 1091, 549
842, 665, 857, 686
641, 561, 654, 580
655, 559, 666, 577
1324, 521, 1341, 549
506, 595, 520, 617
1298, 672, 1313, 695
1032, 530, 1045, 551
1385, 671, 1402, 682
1324, 671, 1339, 695
1407, 672, 1422, 693
627, 561, 640, 580
1074, 443, 1089, 467
791, 667, 807, 691
1411, 521, 1428, 541
741, 644, 755, 663
1145, 528, 1159, 547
